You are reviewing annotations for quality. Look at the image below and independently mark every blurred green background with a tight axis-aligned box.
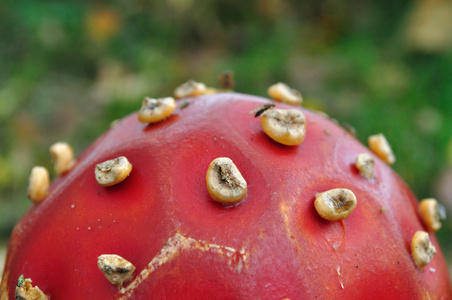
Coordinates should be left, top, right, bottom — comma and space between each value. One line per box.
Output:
1, 0, 452, 272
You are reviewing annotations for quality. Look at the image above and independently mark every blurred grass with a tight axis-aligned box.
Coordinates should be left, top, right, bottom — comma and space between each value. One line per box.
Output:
1, 0, 452, 259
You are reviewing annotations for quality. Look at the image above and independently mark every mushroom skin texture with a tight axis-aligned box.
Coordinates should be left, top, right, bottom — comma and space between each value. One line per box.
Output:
1, 93, 450, 299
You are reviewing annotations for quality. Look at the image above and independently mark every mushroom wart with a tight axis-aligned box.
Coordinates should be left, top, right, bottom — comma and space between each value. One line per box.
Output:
0, 87, 450, 299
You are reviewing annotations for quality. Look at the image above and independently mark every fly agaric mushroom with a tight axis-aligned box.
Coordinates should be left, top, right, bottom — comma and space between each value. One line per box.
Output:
1, 89, 450, 299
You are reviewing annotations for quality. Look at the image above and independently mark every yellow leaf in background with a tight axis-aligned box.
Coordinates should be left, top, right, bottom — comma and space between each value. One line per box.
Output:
86, 8, 121, 43
404, 0, 452, 52
257, 0, 287, 20
167, 0, 194, 13
0, 157, 14, 187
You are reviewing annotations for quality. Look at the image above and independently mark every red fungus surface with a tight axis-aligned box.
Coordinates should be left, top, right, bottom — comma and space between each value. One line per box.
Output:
1, 93, 451, 299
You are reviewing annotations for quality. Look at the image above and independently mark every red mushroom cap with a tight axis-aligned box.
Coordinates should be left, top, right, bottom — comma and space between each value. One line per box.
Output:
1, 93, 450, 299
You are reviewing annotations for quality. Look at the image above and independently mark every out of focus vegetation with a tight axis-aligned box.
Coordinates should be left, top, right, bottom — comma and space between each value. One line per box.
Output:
1, 0, 452, 256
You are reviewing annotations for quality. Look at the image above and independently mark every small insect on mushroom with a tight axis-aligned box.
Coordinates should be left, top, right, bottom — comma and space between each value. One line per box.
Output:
248, 103, 275, 118
260, 108, 306, 146
368, 133, 396, 165
356, 153, 375, 180
411, 230, 436, 270
179, 101, 190, 109
267, 82, 303, 106
15, 274, 24, 288
343, 122, 356, 136
314, 188, 357, 221
174, 79, 207, 99
95, 156, 132, 187
97, 254, 136, 287
15, 276, 48, 300
49, 142, 75, 175
218, 70, 235, 90
419, 198, 442, 232
206, 157, 247, 205
27, 166, 50, 204
138, 97, 176, 124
